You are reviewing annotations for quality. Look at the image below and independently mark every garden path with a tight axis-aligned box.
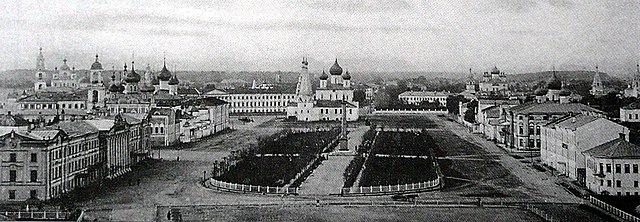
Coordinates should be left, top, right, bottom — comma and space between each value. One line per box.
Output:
298, 125, 369, 195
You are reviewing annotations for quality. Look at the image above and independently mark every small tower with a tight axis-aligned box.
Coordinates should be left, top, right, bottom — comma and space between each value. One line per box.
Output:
342, 70, 351, 88
295, 57, 313, 103
329, 59, 343, 85
633, 64, 640, 89
465, 68, 476, 93
123, 62, 141, 94
90, 54, 104, 85
590, 66, 605, 96
319, 70, 328, 88
157, 58, 172, 91
34, 47, 47, 91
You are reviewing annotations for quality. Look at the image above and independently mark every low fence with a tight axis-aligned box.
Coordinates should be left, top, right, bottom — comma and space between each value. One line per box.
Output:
341, 177, 441, 196
373, 109, 447, 115
589, 196, 640, 222
208, 178, 298, 194
2, 211, 71, 220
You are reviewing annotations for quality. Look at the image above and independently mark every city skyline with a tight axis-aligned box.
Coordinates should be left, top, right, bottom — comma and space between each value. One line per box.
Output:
1, 0, 639, 75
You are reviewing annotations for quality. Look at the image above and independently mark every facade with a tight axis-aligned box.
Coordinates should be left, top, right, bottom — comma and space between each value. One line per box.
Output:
286, 58, 359, 121
620, 102, 640, 122
178, 97, 230, 143
149, 107, 180, 147
398, 91, 450, 107
206, 89, 295, 114
507, 103, 604, 151
584, 135, 640, 196
541, 114, 628, 183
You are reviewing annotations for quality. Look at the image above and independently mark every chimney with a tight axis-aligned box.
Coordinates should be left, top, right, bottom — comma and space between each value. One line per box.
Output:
7, 111, 11, 116
620, 133, 626, 141
571, 117, 576, 123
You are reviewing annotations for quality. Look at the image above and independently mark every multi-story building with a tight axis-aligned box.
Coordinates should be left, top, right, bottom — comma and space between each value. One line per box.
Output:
620, 102, 640, 123
398, 91, 450, 107
178, 97, 230, 143
584, 134, 640, 196
541, 114, 628, 184
506, 103, 604, 151
207, 88, 295, 114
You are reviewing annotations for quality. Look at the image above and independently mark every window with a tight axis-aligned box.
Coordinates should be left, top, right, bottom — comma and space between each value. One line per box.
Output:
8, 190, 15, 200
30, 153, 37, 163
607, 164, 612, 173
625, 164, 630, 173
30, 170, 37, 182
30, 190, 37, 198
616, 180, 621, 187
635, 181, 638, 188
634, 164, 638, 173
9, 153, 16, 162
9, 170, 16, 182
519, 127, 523, 134
616, 164, 621, 173
599, 163, 604, 174
600, 180, 604, 186
607, 180, 612, 187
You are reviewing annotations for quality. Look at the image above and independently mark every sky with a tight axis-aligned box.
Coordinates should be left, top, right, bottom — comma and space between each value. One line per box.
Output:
0, 0, 639, 75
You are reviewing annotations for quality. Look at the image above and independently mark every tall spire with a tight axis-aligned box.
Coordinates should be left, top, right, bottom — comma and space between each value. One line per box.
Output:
296, 57, 313, 101
36, 47, 45, 70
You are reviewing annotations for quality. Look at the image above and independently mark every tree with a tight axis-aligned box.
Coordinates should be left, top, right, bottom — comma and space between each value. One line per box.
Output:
463, 100, 478, 123
203, 83, 216, 93
373, 90, 393, 108
446, 95, 467, 115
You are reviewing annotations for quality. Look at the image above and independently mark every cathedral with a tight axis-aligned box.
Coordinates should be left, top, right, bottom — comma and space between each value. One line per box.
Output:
286, 58, 359, 121
590, 66, 607, 96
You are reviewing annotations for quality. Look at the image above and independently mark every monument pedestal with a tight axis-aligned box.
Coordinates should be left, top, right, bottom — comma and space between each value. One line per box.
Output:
338, 137, 349, 151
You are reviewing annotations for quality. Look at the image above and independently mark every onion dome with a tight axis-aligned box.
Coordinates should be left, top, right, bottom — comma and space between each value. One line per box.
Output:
168, 73, 179, 85
90, 54, 103, 70
151, 76, 160, 85
559, 89, 571, 96
157, 60, 172, 81
319, 70, 329, 80
108, 74, 120, 92
342, 70, 351, 80
60, 58, 71, 70
534, 88, 548, 96
491, 66, 500, 74
546, 71, 562, 90
124, 62, 141, 83
329, 59, 343, 75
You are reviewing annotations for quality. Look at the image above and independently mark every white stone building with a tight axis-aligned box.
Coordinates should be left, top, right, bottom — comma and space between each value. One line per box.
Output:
584, 135, 640, 196
398, 91, 450, 107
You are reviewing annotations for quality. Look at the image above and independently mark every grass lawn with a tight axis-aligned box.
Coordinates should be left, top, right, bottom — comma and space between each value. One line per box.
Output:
372, 131, 437, 156
359, 157, 438, 186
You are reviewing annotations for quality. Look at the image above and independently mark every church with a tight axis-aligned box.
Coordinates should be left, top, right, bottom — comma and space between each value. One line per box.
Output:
286, 58, 359, 122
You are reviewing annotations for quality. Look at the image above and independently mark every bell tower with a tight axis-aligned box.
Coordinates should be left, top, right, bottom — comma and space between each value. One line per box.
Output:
34, 47, 47, 91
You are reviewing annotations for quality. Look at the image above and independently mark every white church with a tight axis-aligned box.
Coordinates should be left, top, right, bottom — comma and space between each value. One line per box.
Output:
286, 58, 359, 122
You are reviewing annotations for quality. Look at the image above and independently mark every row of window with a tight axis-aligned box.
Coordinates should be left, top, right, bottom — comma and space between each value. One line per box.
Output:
21, 102, 85, 110
319, 108, 353, 115
628, 113, 640, 120
232, 101, 288, 108
228, 95, 295, 100
601, 179, 639, 188
7, 170, 38, 183
7, 190, 37, 200
599, 163, 640, 174
6, 153, 37, 163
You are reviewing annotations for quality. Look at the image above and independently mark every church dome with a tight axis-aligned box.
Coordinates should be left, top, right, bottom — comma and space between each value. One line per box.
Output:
124, 62, 141, 83
90, 54, 103, 70
60, 59, 71, 70
108, 74, 120, 92
342, 71, 351, 80
546, 71, 562, 90
329, 59, 343, 75
319, 70, 328, 80
491, 66, 500, 74
168, 74, 180, 85
157, 63, 172, 81
534, 88, 548, 96
151, 77, 160, 85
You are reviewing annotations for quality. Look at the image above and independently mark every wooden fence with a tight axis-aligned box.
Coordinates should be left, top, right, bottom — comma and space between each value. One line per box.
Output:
341, 177, 441, 195
208, 178, 298, 194
589, 196, 640, 222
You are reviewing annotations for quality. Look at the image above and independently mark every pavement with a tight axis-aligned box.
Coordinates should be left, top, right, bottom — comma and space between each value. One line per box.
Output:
298, 125, 369, 195
435, 117, 581, 203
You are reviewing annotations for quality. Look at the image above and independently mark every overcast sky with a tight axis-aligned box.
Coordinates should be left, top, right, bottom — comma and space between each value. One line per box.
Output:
1, 0, 639, 75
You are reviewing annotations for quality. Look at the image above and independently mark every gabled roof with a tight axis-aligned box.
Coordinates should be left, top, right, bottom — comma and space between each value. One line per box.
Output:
45, 121, 99, 137
584, 138, 640, 159
83, 119, 115, 131
545, 114, 602, 130
398, 91, 451, 97
120, 113, 147, 125
482, 106, 501, 118
0, 114, 30, 126
315, 100, 357, 108
17, 130, 63, 141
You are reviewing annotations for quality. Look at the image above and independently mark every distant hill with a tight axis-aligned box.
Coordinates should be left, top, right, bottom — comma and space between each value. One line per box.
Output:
508, 70, 612, 83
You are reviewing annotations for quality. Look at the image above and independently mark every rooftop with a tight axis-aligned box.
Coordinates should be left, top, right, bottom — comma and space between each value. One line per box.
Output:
399, 91, 451, 97
511, 102, 603, 115
545, 114, 601, 130
584, 138, 640, 159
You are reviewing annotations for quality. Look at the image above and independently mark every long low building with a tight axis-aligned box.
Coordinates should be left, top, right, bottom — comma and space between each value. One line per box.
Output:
398, 91, 450, 107
205, 88, 296, 114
